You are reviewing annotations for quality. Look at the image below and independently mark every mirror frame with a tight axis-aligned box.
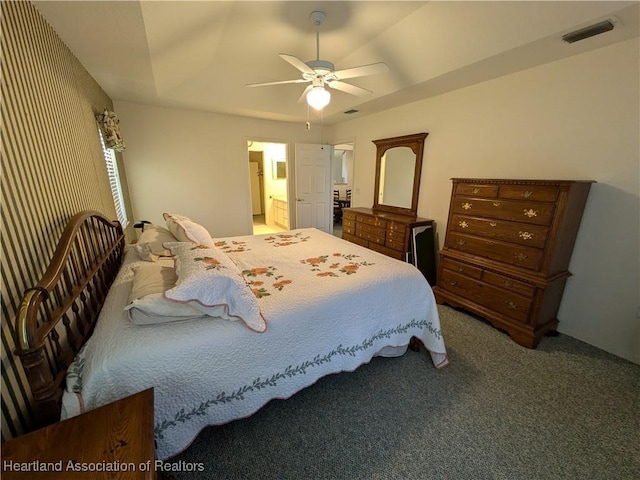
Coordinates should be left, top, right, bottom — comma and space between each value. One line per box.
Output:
372, 132, 428, 217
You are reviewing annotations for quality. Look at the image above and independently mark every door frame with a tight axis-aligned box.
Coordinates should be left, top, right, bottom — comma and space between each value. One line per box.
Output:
246, 137, 290, 232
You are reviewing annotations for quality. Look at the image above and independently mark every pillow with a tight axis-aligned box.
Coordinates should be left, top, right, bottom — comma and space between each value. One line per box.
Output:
163, 213, 215, 248
134, 224, 177, 261
164, 242, 266, 332
125, 264, 213, 325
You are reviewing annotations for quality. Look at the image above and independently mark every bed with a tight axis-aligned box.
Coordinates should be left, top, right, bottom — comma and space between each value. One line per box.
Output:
15, 211, 448, 460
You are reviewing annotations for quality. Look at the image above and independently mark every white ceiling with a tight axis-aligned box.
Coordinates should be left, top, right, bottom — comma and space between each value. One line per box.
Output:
34, 1, 639, 126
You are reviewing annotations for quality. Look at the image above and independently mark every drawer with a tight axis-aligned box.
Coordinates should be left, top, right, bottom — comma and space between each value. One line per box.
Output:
357, 214, 386, 228
357, 223, 386, 237
498, 185, 559, 203
450, 214, 549, 249
455, 184, 499, 198
342, 224, 356, 236
385, 237, 405, 252
356, 229, 385, 245
482, 270, 535, 298
343, 232, 368, 248
386, 228, 406, 243
452, 196, 555, 226
440, 257, 483, 279
343, 218, 356, 229
447, 232, 543, 270
343, 210, 357, 221
386, 222, 407, 235
439, 270, 532, 324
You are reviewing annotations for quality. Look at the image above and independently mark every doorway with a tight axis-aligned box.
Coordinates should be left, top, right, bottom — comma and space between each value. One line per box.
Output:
247, 140, 289, 235
331, 141, 354, 238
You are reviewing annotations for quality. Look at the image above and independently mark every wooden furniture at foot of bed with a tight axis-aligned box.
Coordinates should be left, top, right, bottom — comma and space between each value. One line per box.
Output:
1, 389, 156, 479
14, 211, 125, 429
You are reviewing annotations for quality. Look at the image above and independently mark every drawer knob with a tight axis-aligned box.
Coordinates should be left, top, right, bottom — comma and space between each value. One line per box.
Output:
522, 190, 533, 198
505, 301, 518, 310
456, 266, 465, 272
518, 231, 534, 240
523, 208, 539, 218
503, 280, 513, 287
458, 221, 469, 229
514, 253, 528, 261
448, 280, 458, 286
492, 202, 501, 207
455, 239, 466, 246
462, 202, 472, 210
489, 222, 497, 227
472, 188, 481, 194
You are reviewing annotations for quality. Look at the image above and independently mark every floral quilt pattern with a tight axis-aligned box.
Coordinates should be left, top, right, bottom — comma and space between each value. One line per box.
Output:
214, 240, 249, 253
300, 252, 375, 277
241, 266, 292, 298
264, 232, 310, 247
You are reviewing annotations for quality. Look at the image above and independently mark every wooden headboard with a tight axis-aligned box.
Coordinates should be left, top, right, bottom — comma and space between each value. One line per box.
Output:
14, 211, 125, 428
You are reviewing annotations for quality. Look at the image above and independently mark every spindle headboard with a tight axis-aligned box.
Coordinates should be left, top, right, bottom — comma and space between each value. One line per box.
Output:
15, 211, 125, 428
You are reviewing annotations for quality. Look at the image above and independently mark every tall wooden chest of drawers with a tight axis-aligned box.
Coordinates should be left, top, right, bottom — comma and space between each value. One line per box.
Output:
342, 207, 436, 285
433, 179, 593, 348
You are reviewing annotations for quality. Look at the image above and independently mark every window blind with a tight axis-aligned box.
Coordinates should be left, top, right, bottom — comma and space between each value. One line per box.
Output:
98, 126, 128, 227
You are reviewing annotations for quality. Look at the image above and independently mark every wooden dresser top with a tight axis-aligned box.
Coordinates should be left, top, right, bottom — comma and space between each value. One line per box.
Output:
344, 207, 433, 225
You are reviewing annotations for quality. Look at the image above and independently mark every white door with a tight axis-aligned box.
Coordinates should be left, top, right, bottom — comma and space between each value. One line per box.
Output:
294, 143, 332, 233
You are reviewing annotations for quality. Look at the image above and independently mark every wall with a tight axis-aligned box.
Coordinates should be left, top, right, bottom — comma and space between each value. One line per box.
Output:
0, 1, 131, 441
114, 101, 321, 237
326, 38, 640, 363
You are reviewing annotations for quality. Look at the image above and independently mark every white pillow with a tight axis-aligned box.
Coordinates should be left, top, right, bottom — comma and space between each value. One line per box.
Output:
125, 264, 226, 325
134, 224, 177, 261
164, 242, 266, 332
163, 213, 215, 248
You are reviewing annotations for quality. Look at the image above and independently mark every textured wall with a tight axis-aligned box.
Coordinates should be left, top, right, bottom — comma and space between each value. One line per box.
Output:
0, 1, 125, 441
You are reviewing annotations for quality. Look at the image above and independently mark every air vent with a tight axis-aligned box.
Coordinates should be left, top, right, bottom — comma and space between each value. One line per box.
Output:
562, 19, 615, 44
344, 109, 359, 115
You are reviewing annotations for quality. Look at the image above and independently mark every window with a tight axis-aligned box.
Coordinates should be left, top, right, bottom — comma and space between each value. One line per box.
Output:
98, 126, 128, 227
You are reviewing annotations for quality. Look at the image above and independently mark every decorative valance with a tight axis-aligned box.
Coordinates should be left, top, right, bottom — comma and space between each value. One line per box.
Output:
96, 109, 126, 152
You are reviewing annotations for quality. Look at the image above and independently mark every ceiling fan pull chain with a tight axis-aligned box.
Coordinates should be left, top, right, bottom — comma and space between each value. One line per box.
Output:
315, 19, 320, 61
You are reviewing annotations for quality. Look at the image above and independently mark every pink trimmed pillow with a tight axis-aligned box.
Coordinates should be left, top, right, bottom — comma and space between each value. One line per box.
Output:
163, 213, 215, 248
163, 242, 266, 333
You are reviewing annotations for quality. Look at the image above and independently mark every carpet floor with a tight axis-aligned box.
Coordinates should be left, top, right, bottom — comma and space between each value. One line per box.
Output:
168, 305, 639, 480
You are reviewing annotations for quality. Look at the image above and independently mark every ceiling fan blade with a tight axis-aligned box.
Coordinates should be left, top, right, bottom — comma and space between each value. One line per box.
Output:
297, 85, 314, 103
332, 62, 388, 80
279, 54, 316, 75
327, 80, 371, 96
246, 78, 309, 87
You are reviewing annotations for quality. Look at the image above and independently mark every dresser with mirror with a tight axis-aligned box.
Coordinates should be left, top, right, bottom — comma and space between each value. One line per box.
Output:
342, 132, 436, 286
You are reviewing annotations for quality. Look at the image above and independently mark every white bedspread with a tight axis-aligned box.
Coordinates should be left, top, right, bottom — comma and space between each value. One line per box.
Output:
62, 228, 447, 460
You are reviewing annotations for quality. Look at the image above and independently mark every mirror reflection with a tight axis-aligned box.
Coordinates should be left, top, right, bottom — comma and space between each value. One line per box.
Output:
378, 146, 416, 209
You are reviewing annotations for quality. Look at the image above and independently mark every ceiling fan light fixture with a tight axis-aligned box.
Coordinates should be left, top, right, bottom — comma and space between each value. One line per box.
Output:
307, 86, 330, 110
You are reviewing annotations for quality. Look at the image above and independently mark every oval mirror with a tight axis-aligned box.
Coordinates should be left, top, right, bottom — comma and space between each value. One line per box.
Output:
373, 133, 428, 217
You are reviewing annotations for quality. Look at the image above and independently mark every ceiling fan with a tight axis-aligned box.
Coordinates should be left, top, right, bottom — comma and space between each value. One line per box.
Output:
246, 11, 388, 110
